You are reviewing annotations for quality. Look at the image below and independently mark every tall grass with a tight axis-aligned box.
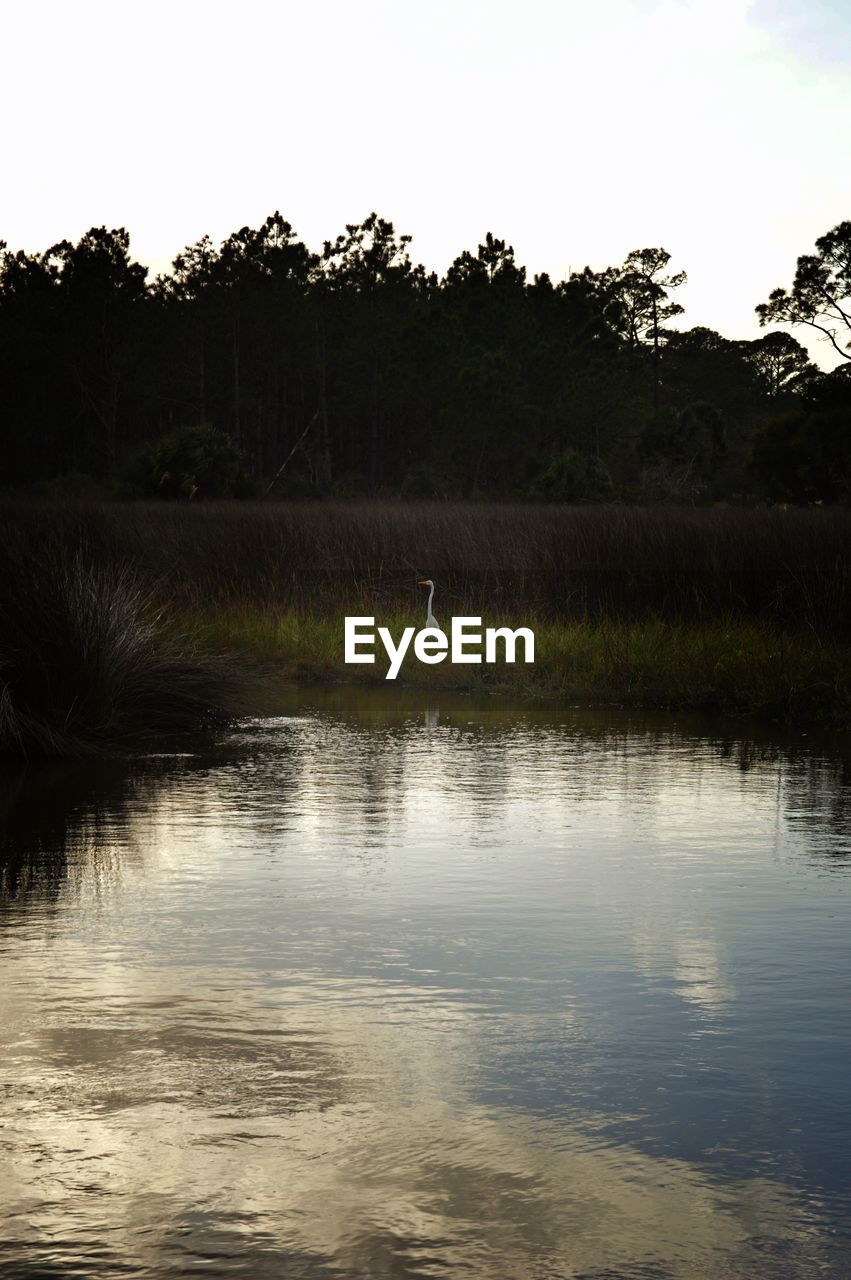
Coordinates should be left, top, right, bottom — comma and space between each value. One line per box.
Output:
1, 500, 848, 635
0, 536, 236, 757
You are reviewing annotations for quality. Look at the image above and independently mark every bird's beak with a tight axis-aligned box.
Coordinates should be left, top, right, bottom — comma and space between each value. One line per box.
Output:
417, 580, 428, 585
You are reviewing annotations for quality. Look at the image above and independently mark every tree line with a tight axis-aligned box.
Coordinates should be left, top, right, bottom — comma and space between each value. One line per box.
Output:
1, 213, 849, 502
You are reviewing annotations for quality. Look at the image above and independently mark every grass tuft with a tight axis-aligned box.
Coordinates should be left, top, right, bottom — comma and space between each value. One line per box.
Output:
0, 542, 237, 757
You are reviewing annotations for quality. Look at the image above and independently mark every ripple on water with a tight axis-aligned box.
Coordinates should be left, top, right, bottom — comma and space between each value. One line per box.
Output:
1, 694, 850, 1278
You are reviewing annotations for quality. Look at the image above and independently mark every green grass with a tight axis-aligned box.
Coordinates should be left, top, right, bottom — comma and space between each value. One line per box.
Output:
184, 605, 849, 725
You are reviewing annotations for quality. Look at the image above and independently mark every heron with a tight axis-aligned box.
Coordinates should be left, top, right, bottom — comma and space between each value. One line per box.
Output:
418, 579, 438, 629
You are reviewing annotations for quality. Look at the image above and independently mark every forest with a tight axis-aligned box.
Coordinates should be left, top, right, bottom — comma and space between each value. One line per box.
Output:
2, 213, 849, 504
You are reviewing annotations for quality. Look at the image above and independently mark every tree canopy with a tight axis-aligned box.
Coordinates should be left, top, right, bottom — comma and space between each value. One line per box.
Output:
757, 221, 851, 363
0, 213, 846, 503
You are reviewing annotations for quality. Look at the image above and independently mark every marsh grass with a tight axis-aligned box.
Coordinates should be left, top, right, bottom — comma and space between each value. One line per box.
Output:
0, 539, 237, 757
186, 604, 848, 724
1, 499, 848, 742
2, 499, 848, 633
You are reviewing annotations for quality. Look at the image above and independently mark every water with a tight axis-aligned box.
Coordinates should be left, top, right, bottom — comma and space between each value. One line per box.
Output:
1, 688, 850, 1279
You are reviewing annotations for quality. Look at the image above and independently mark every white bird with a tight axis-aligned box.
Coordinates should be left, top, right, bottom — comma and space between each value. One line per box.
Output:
418, 578, 438, 629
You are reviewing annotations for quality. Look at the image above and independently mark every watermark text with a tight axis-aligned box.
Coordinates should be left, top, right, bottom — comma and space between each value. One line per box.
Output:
345, 617, 535, 680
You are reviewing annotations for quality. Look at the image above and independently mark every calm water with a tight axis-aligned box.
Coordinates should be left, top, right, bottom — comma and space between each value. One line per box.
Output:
1, 688, 851, 1279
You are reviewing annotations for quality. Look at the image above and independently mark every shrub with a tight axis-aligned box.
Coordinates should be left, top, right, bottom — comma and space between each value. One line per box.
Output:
532, 450, 614, 502
124, 425, 254, 498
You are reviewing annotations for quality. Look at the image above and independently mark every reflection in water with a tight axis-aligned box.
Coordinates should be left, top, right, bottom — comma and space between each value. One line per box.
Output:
1, 691, 850, 1278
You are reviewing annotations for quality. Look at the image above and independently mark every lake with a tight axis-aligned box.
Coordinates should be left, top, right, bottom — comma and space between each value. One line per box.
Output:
1, 688, 850, 1279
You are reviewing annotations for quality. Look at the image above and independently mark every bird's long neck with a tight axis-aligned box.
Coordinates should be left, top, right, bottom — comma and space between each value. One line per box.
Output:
427, 582, 435, 617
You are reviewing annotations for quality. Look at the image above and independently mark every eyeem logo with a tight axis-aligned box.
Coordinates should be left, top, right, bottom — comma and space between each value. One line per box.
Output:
344, 579, 534, 681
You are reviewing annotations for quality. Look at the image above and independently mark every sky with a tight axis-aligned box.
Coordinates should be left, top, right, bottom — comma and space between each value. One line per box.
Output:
1, 0, 849, 364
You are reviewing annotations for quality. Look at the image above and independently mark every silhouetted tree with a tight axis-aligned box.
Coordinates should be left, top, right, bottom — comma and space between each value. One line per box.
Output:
612, 247, 686, 413
0, 213, 842, 503
741, 330, 815, 399
757, 221, 851, 362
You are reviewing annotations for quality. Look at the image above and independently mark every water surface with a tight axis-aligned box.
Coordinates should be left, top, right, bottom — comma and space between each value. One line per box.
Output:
1, 689, 850, 1278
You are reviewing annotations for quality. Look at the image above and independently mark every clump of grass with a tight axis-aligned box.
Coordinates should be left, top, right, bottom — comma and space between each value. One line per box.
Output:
0, 545, 237, 757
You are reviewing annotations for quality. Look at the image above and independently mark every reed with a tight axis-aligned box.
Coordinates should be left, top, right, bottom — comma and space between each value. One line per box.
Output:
1, 499, 848, 635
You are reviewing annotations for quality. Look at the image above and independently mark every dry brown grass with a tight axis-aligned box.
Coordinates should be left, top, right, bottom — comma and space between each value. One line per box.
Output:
1, 500, 848, 636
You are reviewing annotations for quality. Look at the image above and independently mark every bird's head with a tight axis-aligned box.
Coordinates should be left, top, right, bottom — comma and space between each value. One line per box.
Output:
418, 579, 434, 588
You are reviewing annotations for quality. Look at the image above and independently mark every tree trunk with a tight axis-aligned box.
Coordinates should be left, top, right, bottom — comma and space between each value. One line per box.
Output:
232, 305, 241, 445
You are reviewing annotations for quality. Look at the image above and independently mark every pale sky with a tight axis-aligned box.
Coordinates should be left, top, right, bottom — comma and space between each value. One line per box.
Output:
1, 0, 848, 364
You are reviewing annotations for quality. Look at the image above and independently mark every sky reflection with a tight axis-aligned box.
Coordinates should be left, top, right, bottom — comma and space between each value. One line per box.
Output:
1, 695, 850, 1278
